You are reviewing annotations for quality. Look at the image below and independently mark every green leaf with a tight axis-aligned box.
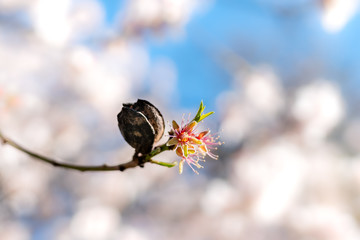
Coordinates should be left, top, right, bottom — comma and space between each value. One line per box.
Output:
193, 101, 205, 122
192, 101, 215, 123
150, 160, 177, 168
198, 111, 214, 122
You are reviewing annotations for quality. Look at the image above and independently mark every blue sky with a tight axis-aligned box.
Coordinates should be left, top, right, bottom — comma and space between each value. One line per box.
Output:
99, 0, 360, 109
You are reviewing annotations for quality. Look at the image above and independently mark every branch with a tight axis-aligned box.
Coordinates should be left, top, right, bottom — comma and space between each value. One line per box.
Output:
0, 130, 175, 172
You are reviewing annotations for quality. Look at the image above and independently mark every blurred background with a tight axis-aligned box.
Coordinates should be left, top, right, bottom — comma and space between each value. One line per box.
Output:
1, 0, 360, 239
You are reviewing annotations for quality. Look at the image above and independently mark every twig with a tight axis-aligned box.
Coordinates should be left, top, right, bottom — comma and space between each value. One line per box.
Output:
0, 130, 175, 172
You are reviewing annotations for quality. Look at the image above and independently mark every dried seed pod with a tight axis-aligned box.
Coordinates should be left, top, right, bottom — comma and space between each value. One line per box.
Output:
117, 99, 165, 154
126, 99, 165, 143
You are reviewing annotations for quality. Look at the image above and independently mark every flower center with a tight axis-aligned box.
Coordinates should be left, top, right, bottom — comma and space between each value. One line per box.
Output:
179, 132, 190, 143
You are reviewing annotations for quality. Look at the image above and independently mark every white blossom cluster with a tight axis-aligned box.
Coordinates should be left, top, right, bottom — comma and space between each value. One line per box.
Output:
1, 1, 360, 240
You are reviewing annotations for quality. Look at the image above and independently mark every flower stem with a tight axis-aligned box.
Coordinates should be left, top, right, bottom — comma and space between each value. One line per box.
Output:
146, 142, 176, 168
146, 143, 172, 159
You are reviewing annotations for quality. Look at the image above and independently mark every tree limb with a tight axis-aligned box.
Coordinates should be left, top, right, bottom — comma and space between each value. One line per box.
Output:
0, 130, 175, 172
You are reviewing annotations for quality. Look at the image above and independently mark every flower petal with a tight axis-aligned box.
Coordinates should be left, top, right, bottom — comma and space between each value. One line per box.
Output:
167, 137, 179, 146
183, 145, 188, 157
184, 121, 197, 132
188, 149, 196, 155
172, 120, 180, 130
199, 144, 208, 153
179, 159, 184, 174
176, 147, 183, 157
189, 137, 203, 145
198, 130, 210, 139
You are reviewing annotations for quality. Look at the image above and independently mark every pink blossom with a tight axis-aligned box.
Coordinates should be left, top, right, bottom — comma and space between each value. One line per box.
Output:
167, 118, 221, 174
